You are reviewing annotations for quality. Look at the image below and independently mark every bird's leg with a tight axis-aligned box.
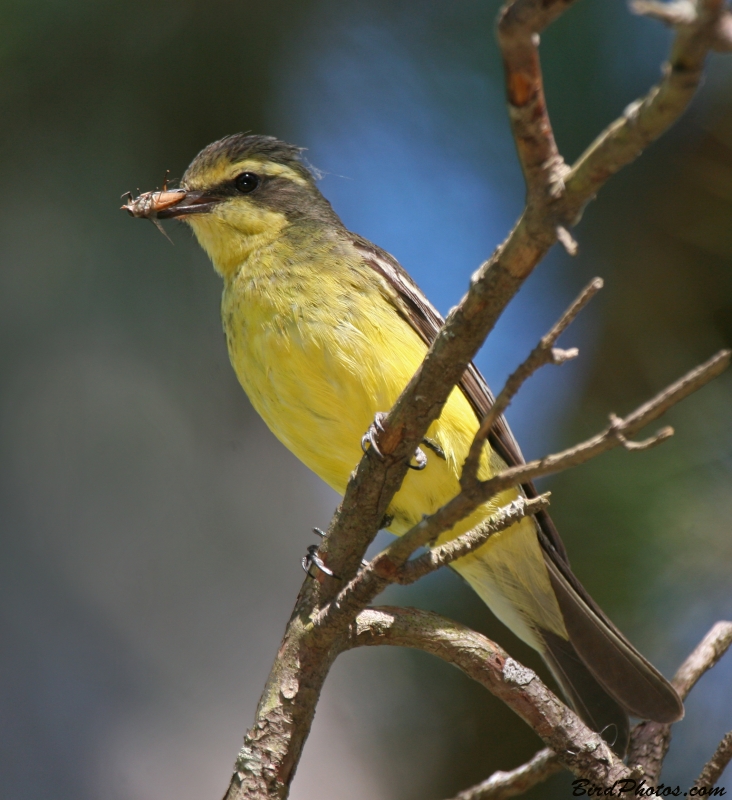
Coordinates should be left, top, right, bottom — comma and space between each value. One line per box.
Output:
361, 411, 428, 470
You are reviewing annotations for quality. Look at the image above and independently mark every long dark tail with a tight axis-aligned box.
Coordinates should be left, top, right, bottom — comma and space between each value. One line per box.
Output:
540, 549, 683, 754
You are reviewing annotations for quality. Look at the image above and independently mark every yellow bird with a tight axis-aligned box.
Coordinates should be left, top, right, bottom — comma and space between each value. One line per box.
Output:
128, 133, 683, 752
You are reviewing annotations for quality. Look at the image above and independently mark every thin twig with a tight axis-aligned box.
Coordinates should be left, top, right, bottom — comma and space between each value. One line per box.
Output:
349, 607, 633, 782
628, 621, 732, 782
565, 0, 728, 215
315, 495, 549, 629
389, 350, 730, 570
673, 621, 732, 698
461, 278, 602, 487
632, 0, 732, 52
446, 748, 562, 800
694, 731, 732, 790
397, 494, 551, 585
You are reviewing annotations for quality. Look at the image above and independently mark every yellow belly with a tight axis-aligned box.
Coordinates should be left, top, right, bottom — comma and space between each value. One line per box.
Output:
221, 250, 566, 648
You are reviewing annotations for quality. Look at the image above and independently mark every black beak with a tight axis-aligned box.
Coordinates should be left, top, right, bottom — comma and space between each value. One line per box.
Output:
156, 190, 220, 218
121, 188, 221, 220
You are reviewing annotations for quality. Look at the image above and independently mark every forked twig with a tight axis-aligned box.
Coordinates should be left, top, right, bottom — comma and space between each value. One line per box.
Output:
376, 349, 730, 580
397, 494, 551, 585
461, 278, 602, 487
315, 495, 549, 628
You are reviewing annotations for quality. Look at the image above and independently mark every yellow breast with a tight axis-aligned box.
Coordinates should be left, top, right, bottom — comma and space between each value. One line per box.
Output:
218, 228, 566, 646
221, 232, 506, 532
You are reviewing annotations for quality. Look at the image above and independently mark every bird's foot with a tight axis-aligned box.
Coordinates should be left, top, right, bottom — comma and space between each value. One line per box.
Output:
305, 527, 368, 577
361, 411, 388, 459
360, 411, 428, 470
301, 542, 339, 579
408, 447, 427, 470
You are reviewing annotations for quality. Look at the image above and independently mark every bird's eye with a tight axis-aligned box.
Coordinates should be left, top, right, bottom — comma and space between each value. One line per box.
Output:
235, 172, 260, 194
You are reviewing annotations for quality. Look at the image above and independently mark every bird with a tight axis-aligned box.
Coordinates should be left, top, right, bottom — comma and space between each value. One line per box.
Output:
127, 133, 683, 753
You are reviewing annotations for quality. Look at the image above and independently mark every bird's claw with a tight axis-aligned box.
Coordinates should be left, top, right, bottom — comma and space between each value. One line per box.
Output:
308, 527, 369, 571
408, 446, 427, 470
302, 544, 339, 579
361, 411, 388, 458
361, 412, 428, 470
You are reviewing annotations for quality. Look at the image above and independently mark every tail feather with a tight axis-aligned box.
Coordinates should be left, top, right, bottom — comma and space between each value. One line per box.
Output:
541, 629, 630, 754
542, 551, 684, 725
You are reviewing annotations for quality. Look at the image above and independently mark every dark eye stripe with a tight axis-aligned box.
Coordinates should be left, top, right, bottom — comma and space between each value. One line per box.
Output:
190, 174, 266, 200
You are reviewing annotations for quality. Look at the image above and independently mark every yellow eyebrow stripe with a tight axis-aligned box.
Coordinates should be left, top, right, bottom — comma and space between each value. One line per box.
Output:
190, 158, 310, 189
233, 159, 310, 186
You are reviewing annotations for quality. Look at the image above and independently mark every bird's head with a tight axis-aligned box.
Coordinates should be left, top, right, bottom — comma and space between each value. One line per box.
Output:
136, 134, 340, 278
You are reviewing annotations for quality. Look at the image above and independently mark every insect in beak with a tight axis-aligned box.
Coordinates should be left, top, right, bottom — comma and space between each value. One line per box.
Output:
121, 187, 187, 243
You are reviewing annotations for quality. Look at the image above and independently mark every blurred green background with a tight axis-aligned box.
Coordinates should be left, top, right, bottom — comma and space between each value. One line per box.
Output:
1, 1, 731, 797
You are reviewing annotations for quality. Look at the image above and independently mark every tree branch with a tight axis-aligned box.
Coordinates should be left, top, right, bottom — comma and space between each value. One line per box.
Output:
694, 731, 732, 790
225, 343, 728, 799
352, 613, 732, 794
565, 0, 728, 214
397, 494, 551, 585
445, 748, 561, 800
628, 621, 732, 782
370, 350, 729, 571
222, 1, 732, 795
673, 620, 732, 698
496, 0, 573, 201
317, 0, 728, 592
348, 607, 635, 782
225, 348, 729, 800
452, 747, 563, 800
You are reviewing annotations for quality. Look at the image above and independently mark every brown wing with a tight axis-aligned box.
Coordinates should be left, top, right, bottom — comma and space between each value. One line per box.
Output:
351, 234, 569, 564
